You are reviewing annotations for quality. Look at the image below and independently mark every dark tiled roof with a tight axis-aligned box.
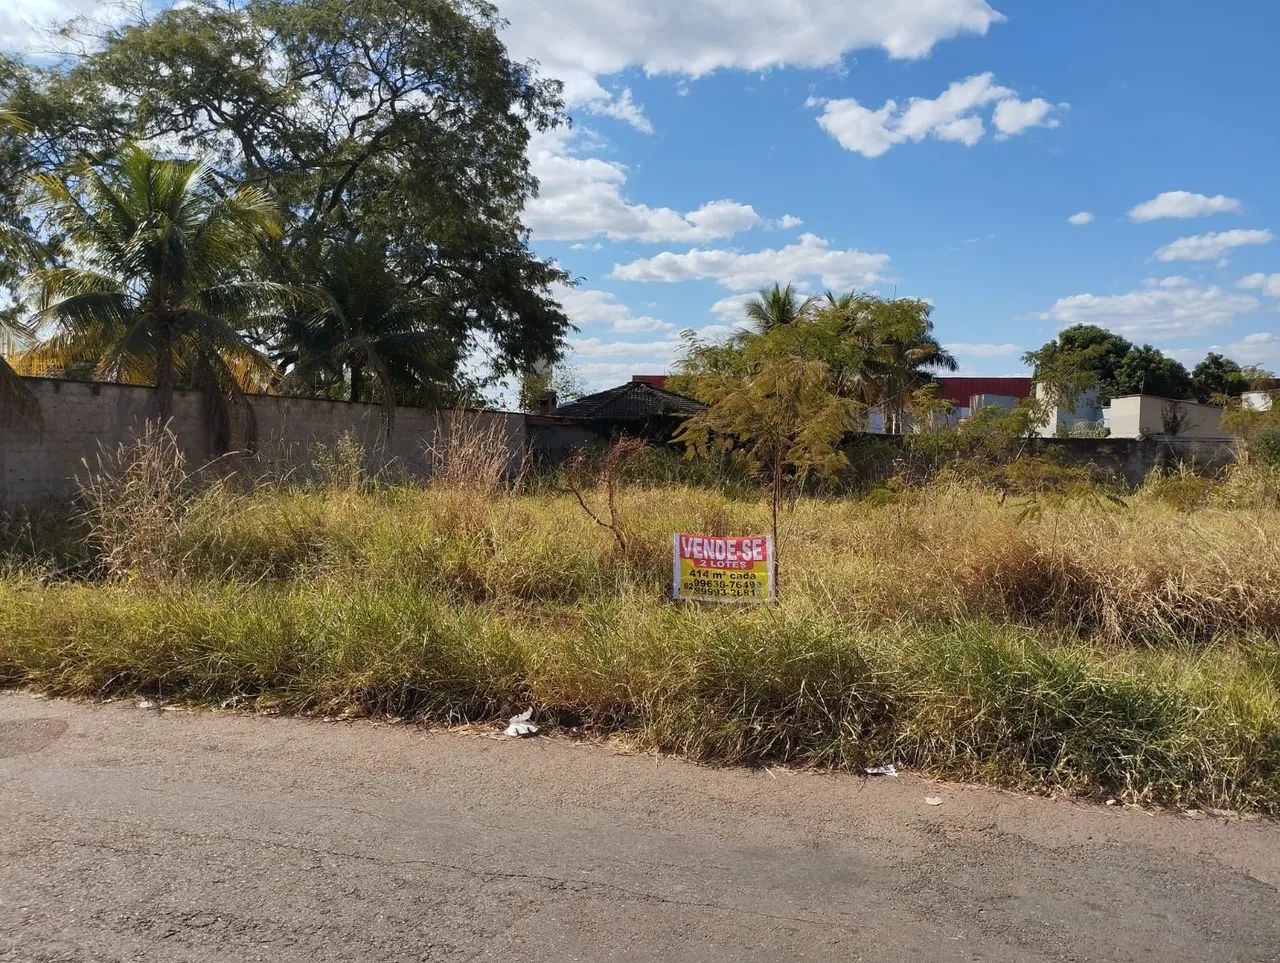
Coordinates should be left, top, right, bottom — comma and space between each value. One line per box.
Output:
556, 381, 706, 421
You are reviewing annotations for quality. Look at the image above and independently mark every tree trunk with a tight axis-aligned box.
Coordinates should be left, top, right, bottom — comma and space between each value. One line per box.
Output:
771, 457, 782, 600
350, 360, 363, 403
154, 327, 174, 423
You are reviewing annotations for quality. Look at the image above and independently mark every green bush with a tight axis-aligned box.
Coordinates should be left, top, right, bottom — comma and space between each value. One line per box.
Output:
1253, 426, 1280, 467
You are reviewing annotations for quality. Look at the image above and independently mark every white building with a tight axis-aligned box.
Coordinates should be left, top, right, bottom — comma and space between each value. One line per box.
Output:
1243, 390, 1275, 412
1106, 395, 1229, 440
1034, 384, 1104, 437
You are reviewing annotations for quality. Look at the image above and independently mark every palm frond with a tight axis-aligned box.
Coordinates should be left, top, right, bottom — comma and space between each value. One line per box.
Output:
0, 355, 41, 429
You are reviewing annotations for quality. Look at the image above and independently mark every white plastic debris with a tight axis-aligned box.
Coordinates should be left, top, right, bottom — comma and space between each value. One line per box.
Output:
865, 764, 899, 777
925, 796, 944, 806
505, 708, 539, 738
136, 698, 157, 710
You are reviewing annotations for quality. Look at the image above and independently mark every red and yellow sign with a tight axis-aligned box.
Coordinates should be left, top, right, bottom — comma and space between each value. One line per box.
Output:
672, 534, 774, 602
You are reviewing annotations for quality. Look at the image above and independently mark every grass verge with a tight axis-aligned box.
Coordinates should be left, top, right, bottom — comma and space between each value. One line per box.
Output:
3, 579, 1279, 813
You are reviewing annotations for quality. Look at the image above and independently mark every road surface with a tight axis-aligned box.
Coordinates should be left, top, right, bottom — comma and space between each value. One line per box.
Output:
2, 692, 1278, 962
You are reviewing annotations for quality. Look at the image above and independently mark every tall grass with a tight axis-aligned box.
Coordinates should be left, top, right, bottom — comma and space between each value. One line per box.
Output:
3, 581, 1278, 810
2, 432, 1280, 810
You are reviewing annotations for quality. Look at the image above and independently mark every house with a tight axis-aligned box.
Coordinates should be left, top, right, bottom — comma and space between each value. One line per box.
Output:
553, 377, 706, 437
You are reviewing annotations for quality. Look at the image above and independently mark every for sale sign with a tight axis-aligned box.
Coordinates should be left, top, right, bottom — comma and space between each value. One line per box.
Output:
672, 534, 774, 602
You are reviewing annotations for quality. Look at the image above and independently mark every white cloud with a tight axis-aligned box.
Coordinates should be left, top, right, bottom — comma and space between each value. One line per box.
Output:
613, 316, 676, 334
1154, 229, 1274, 263
525, 128, 761, 242
553, 284, 675, 334
709, 293, 759, 322
584, 87, 653, 134
992, 96, 1057, 137
776, 214, 804, 230
811, 73, 1061, 158
1221, 332, 1280, 366
1067, 211, 1095, 226
944, 342, 1022, 358
811, 98, 899, 158
1041, 277, 1260, 339
1239, 273, 1280, 297
571, 336, 685, 359
501, 0, 1004, 105
567, 336, 688, 388
0, 0, 129, 53
611, 233, 891, 290
1128, 191, 1244, 223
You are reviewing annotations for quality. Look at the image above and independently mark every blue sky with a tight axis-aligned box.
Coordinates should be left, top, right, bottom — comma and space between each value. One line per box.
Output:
5, 1, 1279, 390
496, 1, 1280, 388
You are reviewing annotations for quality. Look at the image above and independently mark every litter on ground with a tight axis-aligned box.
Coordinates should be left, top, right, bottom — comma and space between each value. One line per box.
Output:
505, 708, 539, 738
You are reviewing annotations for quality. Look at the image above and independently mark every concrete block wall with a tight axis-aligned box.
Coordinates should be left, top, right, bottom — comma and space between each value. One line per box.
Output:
1107, 395, 1228, 441
1, 379, 212, 508
1030, 436, 1240, 486
0, 378, 540, 509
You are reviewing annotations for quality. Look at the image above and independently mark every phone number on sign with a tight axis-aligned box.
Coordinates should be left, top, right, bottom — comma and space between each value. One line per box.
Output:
682, 577, 766, 598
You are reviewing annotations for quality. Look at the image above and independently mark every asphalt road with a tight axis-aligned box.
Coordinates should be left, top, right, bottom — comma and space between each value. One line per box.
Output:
2, 693, 1279, 962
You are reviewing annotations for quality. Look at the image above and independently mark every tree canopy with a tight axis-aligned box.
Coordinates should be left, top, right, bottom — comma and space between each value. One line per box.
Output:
1192, 352, 1249, 403
672, 290, 956, 433
1110, 344, 1194, 400
1022, 324, 1134, 404
0, 0, 573, 408
1023, 324, 1220, 403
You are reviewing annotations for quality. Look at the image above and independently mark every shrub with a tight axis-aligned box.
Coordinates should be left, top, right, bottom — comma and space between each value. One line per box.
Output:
1253, 426, 1280, 467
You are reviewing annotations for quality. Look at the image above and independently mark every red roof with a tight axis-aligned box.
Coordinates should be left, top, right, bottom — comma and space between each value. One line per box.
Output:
934, 377, 1033, 405
631, 374, 670, 389
631, 374, 1032, 406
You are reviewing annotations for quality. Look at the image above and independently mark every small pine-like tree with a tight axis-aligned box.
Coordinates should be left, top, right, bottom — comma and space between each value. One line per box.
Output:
674, 356, 861, 596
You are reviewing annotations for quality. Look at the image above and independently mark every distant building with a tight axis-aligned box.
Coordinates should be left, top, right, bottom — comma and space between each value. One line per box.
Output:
629, 374, 1035, 435
1243, 390, 1275, 412
553, 377, 706, 436
1106, 395, 1230, 440
875, 376, 1034, 433
1034, 384, 1105, 437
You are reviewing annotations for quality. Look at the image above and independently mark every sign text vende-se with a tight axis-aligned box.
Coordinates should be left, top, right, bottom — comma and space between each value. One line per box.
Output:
672, 534, 774, 602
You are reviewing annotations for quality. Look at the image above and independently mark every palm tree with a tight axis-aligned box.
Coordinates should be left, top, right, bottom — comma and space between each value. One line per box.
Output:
805, 293, 956, 432
744, 283, 816, 332
25, 144, 281, 442
283, 240, 455, 432
864, 300, 957, 433
0, 105, 40, 427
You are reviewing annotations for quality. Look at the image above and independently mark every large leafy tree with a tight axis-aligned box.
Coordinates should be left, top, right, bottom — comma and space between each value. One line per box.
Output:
0, 97, 40, 426
25, 145, 281, 444
1111, 344, 1194, 400
1192, 351, 1249, 403
14, 0, 572, 392
1022, 324, 1134, 404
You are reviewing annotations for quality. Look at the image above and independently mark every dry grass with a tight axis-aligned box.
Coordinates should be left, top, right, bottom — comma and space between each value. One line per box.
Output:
3, 436, 1280, 811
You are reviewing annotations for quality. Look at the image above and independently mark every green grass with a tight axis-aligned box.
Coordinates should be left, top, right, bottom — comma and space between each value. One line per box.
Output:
3, 454, 1280, 812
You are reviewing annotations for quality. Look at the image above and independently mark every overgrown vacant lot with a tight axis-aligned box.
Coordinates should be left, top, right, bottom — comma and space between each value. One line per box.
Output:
3, 442, 1280, 813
